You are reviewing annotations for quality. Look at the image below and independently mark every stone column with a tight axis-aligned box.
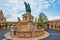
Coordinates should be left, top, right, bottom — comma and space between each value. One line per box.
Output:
48, 24, 50, 29
52, 24, 54, 29
56, 24, 58, 30
53, 24, 55, 29
58, 24, 60, 30
55, 24, 57, 29
58, 26, 59, 30
51, 24, 53, 29
49, 24, 51, 29
57, 25, 59, 30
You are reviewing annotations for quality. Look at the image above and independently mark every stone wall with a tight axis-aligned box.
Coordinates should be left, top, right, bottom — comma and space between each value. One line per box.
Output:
42, 21, 60, 30
32, 31, 44, 37
10, 30, 44, 38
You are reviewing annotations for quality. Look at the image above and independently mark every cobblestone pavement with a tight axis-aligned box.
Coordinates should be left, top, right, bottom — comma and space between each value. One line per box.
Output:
0, 29, 60, 40
41, 29, 60, 40
0, 29, 10, 40
4, 31, 49, 40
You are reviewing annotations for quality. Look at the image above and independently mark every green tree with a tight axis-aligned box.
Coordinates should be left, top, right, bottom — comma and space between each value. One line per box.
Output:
38, 12, 48, 28
4, 22, 9, 28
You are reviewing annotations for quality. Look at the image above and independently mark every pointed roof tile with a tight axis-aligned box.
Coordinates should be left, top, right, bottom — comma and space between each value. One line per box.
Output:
0, 10, 4, 17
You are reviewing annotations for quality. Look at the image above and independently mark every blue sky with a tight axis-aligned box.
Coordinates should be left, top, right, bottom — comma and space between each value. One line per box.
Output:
0, 0, 60, 21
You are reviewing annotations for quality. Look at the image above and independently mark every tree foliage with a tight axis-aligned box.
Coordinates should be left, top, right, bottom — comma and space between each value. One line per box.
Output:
38, 12, 48, 26
4, 22, 9, 28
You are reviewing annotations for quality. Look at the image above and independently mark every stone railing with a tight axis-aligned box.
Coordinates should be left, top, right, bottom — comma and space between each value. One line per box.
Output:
15, 30, 44, 38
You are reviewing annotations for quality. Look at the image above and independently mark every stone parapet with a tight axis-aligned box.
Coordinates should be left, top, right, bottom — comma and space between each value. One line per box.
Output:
10, 30, 44, 38
4, 31, 49, 40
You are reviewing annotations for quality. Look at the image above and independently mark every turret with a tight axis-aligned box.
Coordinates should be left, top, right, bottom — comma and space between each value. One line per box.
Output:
0, 10, 4, 17
18, 17, 21, 21
22, 13, 34, 22
0, 10, 6, 22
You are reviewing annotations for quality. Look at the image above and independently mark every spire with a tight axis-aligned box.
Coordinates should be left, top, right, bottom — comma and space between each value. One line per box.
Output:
0, 10, 4, 17
18, 17, 21, 21
1, 10, 2, 12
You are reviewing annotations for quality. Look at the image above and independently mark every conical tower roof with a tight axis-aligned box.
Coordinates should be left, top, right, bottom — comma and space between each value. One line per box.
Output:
0, 10, 4, 17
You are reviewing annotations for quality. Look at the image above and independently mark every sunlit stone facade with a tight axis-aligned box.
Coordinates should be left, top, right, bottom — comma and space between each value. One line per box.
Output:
44, 20, 60, 30
0, 10, 60, 34
0, 10, 17, 29
10, 13, 44, 38
16, 13, 36, 31
0, 10, 6, 29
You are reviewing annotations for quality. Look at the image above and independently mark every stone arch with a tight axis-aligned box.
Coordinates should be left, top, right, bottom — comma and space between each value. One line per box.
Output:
59, 25, 60, 29
0, 24, 6, 29
0, 25, 1, 29
55, 24, 57, 29
47, 24, 49, 27
47, 26, 49, 29
51, 24, 53, 29
46, 24, 50, 29
9, 24, 14, 29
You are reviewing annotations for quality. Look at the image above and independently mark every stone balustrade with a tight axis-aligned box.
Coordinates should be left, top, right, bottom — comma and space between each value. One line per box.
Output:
10, 30, 44, 38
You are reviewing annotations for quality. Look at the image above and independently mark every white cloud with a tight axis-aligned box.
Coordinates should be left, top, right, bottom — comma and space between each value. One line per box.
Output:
46, 14, 60, 20
7, 0, 18, 3
7, 18, 18, 22
51, 0, 56, 3
44, 1, 49, 3
0, 0, 57, 21
7, 11, 25, 21
7, 8, 18, 18
44, 4, 50, 9
17, 12, 25, 20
